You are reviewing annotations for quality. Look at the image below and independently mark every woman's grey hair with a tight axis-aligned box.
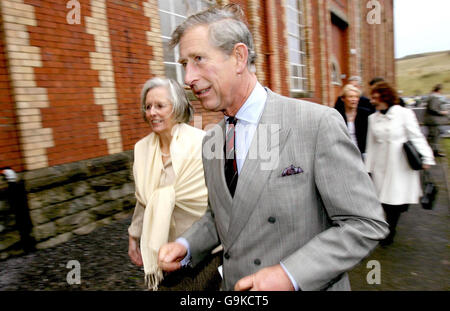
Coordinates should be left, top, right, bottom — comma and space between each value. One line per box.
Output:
170, 4, 256, 72
140, 77, 194, 124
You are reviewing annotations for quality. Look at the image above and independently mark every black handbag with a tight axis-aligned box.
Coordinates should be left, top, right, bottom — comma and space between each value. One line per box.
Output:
403, 140, 423, 170
420, 171, 438, 210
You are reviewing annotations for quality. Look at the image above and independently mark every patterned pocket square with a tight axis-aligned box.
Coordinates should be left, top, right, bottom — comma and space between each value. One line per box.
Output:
281, 165, 304, 177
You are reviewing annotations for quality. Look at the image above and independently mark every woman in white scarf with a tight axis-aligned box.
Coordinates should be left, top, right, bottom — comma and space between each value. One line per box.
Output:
128, 77, 219, 290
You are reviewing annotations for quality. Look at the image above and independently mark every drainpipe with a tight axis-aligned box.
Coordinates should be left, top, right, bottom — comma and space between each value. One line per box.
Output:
2, 168, 35, 253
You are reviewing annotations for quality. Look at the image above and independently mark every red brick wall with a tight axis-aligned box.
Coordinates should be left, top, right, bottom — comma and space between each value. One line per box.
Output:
0, 0, 396, 172
257, 2, 269, 88
308, 0, 322, 103
332, 0, 348, 11
274, 0, 289, 97
24, 0, 108, 166
321, 0, 332, 105
331, 22, 347, 102
0, 13, 23, 172
105, 0, 154, 151
384, 0, 396, 85
360, 0, 396, 93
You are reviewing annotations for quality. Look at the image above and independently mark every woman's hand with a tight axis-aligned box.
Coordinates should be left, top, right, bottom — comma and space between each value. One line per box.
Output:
128, 235, 143, 266
422, 164, 431, 170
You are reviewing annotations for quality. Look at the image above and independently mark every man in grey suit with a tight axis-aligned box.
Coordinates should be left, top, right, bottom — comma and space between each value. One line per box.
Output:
158, 4, 389, 291
424, 84, 449, 157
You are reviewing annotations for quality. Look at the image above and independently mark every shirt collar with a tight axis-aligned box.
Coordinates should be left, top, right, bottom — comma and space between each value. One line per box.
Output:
225, 82, 267, 125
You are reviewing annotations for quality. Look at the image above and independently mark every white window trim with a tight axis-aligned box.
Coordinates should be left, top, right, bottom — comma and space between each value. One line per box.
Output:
158, 0, 214, 83
286, 0, 307, 93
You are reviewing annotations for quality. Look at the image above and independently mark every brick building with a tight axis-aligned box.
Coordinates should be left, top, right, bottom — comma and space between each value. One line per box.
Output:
0, 0, 395, 258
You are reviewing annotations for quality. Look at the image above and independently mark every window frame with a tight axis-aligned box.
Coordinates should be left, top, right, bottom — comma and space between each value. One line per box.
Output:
285, 0, 308, 94
158, 0, 214, 84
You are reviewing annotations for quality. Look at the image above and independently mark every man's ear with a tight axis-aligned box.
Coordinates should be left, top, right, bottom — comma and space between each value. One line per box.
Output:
233, 43, 249, 74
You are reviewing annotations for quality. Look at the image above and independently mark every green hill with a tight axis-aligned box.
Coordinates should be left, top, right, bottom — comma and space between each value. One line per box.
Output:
396, 50, 450, 96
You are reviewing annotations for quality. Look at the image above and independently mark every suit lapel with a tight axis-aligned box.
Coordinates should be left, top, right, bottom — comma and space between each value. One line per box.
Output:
227, 90, 291, 247
203, 120, 233, 245
204, 120, 231, 203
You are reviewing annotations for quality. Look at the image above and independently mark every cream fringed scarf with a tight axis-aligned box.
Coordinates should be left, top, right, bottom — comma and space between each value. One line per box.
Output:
133, 123, 208, 290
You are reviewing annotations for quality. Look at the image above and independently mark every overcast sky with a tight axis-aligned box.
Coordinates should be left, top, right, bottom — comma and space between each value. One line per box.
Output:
394, 0, 450, 58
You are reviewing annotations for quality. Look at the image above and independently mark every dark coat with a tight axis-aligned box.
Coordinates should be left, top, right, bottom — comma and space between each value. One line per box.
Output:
334, 96, 373, 154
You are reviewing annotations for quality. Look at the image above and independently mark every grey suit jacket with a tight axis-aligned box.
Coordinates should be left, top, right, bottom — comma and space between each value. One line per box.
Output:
183, 89, 389, 291
424, 94, 448, 125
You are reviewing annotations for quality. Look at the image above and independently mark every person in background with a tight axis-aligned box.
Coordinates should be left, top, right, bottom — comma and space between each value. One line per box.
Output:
369, 77, 406, 107
334, 84, 371, 158
424, 84, 449, 157
365, 82, 435, 246
128, 77, 221, 290
368, 77, 385, 90
335, 76, 375, 114
158, 4, 388, 291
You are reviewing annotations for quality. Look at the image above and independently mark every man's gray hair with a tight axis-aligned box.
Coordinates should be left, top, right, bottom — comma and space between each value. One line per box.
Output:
170, 4, 256, 72
348, 76, 362, 85
140, 77, 194, 124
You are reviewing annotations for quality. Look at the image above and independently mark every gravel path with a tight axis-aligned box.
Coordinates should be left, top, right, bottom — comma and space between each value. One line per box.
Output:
0, 217, 145, 291
348, 161, 450, 290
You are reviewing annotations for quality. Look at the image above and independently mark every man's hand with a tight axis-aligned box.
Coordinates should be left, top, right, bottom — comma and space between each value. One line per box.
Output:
423, 164, 431, 170
158, 242, 187, 272
128, 235, 143, 266
234, 264, 295, 291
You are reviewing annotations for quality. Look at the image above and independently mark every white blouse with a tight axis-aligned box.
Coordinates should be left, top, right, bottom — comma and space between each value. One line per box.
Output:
347, 121, 358, 148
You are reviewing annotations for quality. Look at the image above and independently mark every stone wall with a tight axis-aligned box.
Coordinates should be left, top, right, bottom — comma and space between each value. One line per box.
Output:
0, 151, 136, 260
0, 179, 22, 259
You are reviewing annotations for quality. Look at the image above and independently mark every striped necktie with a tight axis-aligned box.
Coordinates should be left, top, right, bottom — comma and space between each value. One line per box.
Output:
225, 116, 238, 197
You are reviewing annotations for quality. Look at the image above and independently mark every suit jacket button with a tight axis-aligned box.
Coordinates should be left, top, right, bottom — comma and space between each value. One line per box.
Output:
254, 259, 261, 266
224, 252, 230, 260
268, 217, 276, 224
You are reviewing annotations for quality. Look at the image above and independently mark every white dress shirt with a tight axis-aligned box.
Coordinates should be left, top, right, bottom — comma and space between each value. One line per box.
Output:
227, 81, 267, 173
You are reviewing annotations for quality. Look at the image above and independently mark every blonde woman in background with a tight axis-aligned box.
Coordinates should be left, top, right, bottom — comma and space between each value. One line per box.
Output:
334, 84, 372, 159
